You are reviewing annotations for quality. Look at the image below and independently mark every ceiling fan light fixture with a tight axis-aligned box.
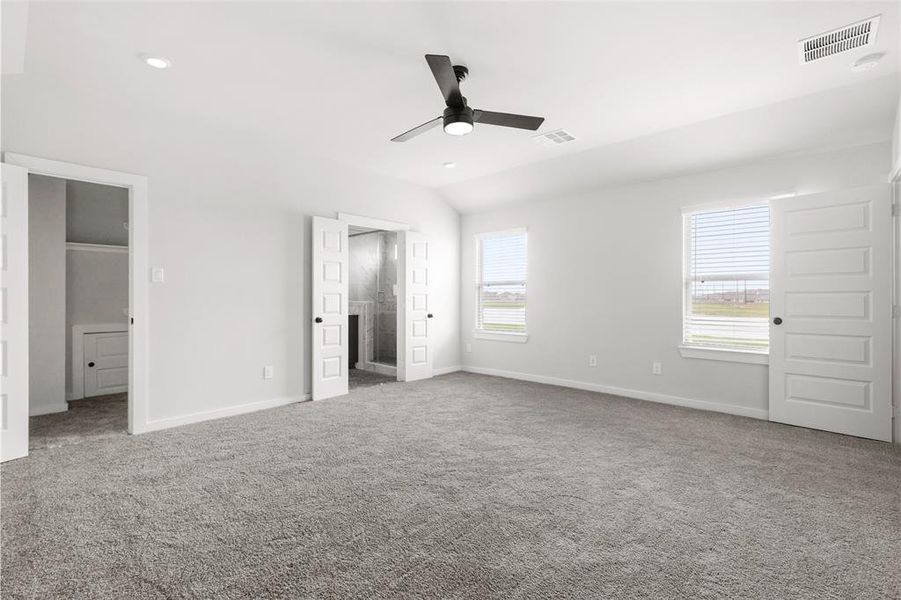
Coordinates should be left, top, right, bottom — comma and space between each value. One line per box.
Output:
443, 106, 474, 136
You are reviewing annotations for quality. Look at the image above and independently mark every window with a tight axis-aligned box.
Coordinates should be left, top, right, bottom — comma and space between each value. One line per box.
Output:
683, 203, 769, 353
476, 229, 527, 336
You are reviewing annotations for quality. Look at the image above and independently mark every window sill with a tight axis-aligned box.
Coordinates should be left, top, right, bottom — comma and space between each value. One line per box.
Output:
473, 330, 529, 343
678, 345, 768, 365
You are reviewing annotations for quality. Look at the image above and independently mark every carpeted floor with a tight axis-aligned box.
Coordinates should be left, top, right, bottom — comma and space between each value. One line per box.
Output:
348, 368, 396, 389
2, 373, 899, 599
29, 393, 128, 450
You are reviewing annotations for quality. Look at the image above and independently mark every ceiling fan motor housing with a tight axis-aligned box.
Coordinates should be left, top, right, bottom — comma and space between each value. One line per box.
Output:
443, 104, 474, 131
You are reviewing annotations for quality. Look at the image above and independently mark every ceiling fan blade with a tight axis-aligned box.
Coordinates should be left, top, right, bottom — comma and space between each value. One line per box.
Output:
425, 54, 464, 107
390, 116, 442, 142
473, 110, 545, 131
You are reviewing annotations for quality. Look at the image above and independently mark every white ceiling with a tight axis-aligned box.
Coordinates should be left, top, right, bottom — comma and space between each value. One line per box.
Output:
3, 1, 899, 213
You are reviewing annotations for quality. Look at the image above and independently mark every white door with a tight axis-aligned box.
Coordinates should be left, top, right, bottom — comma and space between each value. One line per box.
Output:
769, 185, 892, 441
1, 164, 29, 462
397, 231, 433, 382
84, 331, 128, 397
311, 216, 348, 400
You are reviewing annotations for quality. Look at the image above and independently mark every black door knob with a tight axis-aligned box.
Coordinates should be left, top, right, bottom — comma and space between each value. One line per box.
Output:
314, 317, 323, 324
773, 317, 783, 325
88, 362, 95, 368
427, 313, 433, 319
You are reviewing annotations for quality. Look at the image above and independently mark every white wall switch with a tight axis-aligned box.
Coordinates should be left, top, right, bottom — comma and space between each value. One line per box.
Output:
588, 355, 598, 367
263, 365, 274, 380
151, 267, 165, 283
465, 343, 472, 353
652, 362, 662, 375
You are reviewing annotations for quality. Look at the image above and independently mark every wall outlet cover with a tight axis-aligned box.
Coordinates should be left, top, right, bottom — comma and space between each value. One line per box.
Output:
652, 362, 662, 375
465, 343, 472, 353
263, 365, 274, 379
588, 355, 598, 367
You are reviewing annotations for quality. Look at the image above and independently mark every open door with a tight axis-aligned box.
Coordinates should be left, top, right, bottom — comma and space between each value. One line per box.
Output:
397, 231, 433, 382
1, 163, 29, 462
311, 216, 348, 400
769, 185, 892, 441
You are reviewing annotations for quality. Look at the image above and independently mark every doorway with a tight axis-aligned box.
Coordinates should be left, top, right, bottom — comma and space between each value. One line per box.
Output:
311, 213, 433, 401
27, 175, 131, 448
348, 225, 399, 389
2, 154, 149, 462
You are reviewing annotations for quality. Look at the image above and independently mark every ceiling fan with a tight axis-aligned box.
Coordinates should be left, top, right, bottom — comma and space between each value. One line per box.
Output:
391, 54, 545, 142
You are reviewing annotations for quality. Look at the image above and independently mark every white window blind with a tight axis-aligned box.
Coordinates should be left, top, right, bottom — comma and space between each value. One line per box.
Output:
683, 203, 769, 351
477, 230, 527, 333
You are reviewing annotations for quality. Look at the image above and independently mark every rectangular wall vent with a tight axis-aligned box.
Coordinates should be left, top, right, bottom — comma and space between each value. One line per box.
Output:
799, 15, 880, 64
532, 129, 576, 147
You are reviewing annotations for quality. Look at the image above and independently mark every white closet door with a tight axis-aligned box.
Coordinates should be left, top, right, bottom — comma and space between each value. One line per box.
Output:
84, 331, 128, 397
311, 216, 348, 400
397, 231, 433, 382
1, 164, 29, 462
769, 185, 892, 441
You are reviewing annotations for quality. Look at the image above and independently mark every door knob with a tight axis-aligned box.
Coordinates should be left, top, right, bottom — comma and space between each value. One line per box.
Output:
314, 317, 323, 324
773, 317, 783, 325
88, 362, 95, 368
427, 313, 433, 319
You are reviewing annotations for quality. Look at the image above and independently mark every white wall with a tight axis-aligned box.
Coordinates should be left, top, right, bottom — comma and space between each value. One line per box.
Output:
66, 180, 129, 245
2, 91, 461, 426
27, 175, 67, 415
460, 142, 891, 418
65, 248, 129, 397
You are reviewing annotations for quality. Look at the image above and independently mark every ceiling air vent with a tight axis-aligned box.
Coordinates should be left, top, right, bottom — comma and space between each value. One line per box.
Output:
799, 15, 880, 64
532, 129, 576, 147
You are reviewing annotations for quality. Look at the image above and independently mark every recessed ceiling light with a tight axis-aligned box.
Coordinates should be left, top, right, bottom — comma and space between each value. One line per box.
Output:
851, 52, 884, 73
140, 54, 171, 69
443, 162, 456, 169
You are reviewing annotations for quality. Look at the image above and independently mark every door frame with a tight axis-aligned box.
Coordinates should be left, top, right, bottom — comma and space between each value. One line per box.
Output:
337, 212, 410, 380
3, 153, 150, 434
891, 168, 901, 446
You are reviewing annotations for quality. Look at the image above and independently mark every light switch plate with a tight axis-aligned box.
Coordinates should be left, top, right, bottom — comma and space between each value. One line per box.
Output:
151, 268, 165, 283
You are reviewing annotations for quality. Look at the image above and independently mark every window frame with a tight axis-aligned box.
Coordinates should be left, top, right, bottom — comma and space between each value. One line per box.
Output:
680, 200, 770, 362
474, 228, 529, 343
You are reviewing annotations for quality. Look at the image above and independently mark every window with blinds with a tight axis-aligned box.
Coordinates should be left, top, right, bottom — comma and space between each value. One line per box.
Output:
683, 203, 769, 351
476, 230, 527, 334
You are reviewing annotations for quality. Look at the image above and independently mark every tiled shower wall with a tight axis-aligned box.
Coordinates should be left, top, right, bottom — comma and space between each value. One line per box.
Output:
349, 231, 397, 364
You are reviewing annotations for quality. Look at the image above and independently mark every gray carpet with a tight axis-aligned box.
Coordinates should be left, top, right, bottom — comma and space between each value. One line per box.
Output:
348, 368, 396, 389
29, 393, 128, 450
2, 372, 899, 599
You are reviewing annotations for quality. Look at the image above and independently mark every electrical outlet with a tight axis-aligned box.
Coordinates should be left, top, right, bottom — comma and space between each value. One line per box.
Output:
652, 362, 662, 375
151, 267, 165, 283
465, 343, 472, 353
588, 355, 598, 367
263, 365, 274, 380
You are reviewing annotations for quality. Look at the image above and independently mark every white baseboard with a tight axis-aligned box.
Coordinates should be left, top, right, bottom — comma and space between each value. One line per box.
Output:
434, 365, 462, 376
140, 394, 309, 434
30, 403, 69, 417
460, 366, 769, 420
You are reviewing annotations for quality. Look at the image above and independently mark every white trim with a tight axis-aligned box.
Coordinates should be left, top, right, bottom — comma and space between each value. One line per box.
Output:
473, 330, 529, 343
30, 403, 68, 417
434, 365, 462, 376
460, 366, 769, 420
66, 242, 128, 254
681, 197, 770, 214
678, 345, 769, 365
143, 394, 309, 433
71, 323, 128, 401
4, 153, 150, 434
337, 212, 410, 231
476, 227, 527, 239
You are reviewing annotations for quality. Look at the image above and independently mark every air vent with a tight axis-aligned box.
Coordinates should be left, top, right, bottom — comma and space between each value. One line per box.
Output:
532, 129, 576, 147
799, 15, 880, 64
